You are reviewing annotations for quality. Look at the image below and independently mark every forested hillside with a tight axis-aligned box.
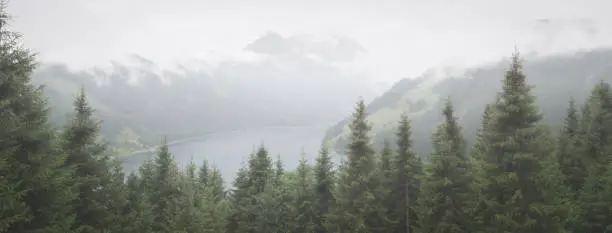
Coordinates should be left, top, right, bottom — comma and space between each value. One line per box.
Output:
3, 4, 612, 233
324, 48, 612, 156
32, 35, 376, 155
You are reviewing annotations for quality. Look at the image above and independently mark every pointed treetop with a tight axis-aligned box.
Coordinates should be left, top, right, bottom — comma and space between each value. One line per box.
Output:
442, 97, 455, 120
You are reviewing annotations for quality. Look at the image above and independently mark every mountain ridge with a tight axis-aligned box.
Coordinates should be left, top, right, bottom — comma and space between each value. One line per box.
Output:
323, 47, 612, 155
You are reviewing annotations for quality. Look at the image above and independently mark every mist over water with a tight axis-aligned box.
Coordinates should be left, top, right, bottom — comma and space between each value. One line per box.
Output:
121, 124, 333, 181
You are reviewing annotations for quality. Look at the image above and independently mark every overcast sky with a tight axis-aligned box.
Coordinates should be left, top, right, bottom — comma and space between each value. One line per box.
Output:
8, 0, 612, 82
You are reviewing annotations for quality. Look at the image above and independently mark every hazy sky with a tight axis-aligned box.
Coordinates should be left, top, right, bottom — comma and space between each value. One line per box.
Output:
8, 0, 612, 82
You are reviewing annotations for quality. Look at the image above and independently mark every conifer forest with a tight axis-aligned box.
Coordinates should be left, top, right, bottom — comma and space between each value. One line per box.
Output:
2, 3, 612, 233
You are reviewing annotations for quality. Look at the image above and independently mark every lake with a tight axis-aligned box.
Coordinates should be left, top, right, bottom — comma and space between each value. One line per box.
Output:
121, 124, 337, 182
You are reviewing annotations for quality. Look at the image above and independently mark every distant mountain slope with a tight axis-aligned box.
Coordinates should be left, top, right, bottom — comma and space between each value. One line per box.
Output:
323, 48, 612, 156
34, 44, 377, 154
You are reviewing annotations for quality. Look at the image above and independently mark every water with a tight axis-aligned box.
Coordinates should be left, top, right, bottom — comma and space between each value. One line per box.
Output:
121, 124, 334, 182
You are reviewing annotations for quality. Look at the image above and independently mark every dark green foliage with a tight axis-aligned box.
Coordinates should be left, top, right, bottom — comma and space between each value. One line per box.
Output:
314, 143, 335, 233
574, 161, 612, 233
327, 99, 381, 233
226, 164, 250, 233
292, 155, 316, 233
571, 81, 612, 232
122, 172, 153, 233
5, 4, 612, 231
61, 87, 115, 233
0, 3, 76, 232
150, 140, 181, 232
392, 113, 423, 233
372, 139, 396, 233
473, 51, 566, 233
207, 165, 226, 203
418, 99, 474, 233
557, 99, 587, 196
198, 159, 210, 186
579, 81, 612, 164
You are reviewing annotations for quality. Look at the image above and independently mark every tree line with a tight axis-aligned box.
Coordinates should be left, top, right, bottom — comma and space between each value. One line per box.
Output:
2, 4, 612, 233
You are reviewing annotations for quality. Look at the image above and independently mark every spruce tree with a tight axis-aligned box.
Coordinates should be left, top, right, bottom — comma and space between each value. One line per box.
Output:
418, 99, 474, 233
474, 50, 566, 233
373, 139, 397, 233
557, 99, 586, 196
61, 87, 113, 233
391, 113, 423, 233
226, 163, 250, 233
198, 159, 210, 186
292, 155, 316, 233
0, 3, 76, 231
123, 172, 153, 233
579, 81, 612, 165
199, 164, 228, 233
271, 156, 292, 233
327, 99, 379, 233
574, 161, 612, 233
176, 160, 204, 233
207, 165, 226, 203
573, 82, 612, 232
149, 140, 181, 233
314, 143, 335, 233
103, 158, 129, 233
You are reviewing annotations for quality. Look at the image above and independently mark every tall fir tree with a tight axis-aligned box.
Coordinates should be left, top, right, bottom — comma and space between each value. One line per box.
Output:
578, 81, 612, 165
292, 155, 316, 233
176, 160, 205, 233
474, 50, 566, 233
61, 87, 114, 233
122, 172, 153, 233
556, 99, 587, 196
226, 163, 251, 233
207, 165, 226, 203
374, 139, 397, 233
0, 3, 76, 231
272, 155, 293, 233
198, 159, 210, 186
391, 113, 423, 233
418, 99, 475, 233
573, 81, 612, 232
150, 140, 182, 233
314, 143, 335, 233
327, 99, 380, 233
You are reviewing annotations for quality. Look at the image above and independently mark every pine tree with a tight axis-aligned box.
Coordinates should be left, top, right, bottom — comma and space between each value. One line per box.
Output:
327, 99, 379, 233
176, 160, 204, 233
314, 143, 335, 233
248, 145, 273, 194
579, 81, 612, 165
474, 50, 566, 233
198, 159, 210, 186
150, 140, 181, 233
122, 172, 153, 233
573, 82, 612, 233
226, 163, 250, 233
372, 139, 397, 233
61, 87, 115, 233
292, 155, 316, 233
0, 3, 76, 231
272, 155, 292, 233
199, 164, 228, 233
557, 99, 586, 196
391, 113, 423, 233
274, 155, 285, 186
207, 165, 226, 203
418, 99, 475, 233
574, 161, 612, 233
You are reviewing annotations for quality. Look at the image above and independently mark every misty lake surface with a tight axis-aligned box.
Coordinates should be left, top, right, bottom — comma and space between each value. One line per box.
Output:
121, 124, 337, 181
